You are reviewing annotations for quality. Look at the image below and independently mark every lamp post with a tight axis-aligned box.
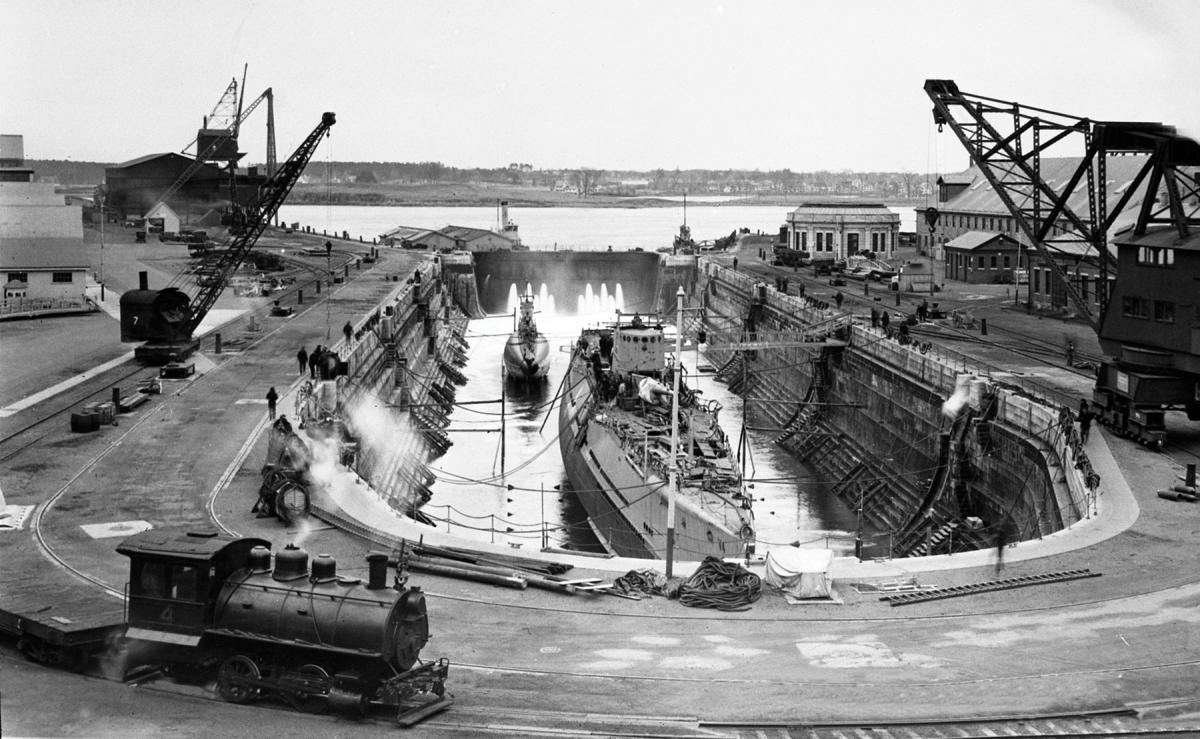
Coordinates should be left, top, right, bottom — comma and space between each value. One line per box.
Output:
665, 286, 684, 578
324, 240, 332, 340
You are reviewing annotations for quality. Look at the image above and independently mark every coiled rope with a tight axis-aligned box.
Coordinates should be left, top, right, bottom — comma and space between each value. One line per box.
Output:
677, 556, 761, 611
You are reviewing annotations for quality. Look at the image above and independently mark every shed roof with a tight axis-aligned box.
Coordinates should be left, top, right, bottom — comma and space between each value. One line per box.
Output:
439, 225, 513, 243
0, 238, 89, 269
944, 231, 1019, 251
111, 152, 188, 169
937, 156, 1159, 218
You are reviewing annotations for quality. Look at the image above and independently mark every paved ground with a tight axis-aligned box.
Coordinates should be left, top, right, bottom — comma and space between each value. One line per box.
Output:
2, 226, 1200, 735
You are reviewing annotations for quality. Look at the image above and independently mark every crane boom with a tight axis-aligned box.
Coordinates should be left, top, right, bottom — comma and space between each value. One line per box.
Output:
183, 112, 335, 335
924, 79, 1116, 329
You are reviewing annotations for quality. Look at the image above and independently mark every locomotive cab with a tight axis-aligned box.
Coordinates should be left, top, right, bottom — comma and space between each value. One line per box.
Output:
118, 529, 269, 648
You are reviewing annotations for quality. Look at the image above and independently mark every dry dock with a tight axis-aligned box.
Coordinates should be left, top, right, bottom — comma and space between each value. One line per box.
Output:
2, 228, 1200, 736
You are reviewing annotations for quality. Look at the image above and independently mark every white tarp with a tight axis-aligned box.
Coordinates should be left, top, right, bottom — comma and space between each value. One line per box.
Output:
764, 547, 834, 600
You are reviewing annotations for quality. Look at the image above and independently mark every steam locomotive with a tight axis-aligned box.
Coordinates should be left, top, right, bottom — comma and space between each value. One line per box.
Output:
116, 528, 450, 726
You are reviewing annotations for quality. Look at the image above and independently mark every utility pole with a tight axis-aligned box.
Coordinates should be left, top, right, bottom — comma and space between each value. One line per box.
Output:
324, 240, 332, 340
665, 286, 684, 578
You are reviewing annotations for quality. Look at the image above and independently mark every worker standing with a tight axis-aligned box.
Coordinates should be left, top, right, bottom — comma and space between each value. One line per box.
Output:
266, 387, 279, 420
835, 291, 844, 310
342, 321, 353, 345
296, 347, 308, 376
1078, 400, 1095, 443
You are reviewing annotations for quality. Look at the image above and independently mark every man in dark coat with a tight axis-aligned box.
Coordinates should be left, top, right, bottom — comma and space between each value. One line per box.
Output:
265, 387, 279, 420
297, 347, 308, 376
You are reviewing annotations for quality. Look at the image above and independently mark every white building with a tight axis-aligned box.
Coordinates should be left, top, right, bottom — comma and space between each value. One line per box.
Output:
784, 201, 900, 262
0, 135, 90, 313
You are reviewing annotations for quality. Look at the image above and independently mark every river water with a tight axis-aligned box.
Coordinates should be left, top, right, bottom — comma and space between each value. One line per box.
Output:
279, 204, 867, 556
278, 203, 917, 252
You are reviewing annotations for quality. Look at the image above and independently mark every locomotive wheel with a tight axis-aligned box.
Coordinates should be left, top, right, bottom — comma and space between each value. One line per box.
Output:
217, 655, 261, 704
274, 481, 310, 524
283, 664, 330, 713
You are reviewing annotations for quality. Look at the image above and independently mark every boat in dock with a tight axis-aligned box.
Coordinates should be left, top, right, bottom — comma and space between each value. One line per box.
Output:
503, 295, 549, 381
557, 313, 755, 560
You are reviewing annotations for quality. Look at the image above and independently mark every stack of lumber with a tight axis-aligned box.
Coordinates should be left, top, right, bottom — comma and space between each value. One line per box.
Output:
393, 543, 613, 595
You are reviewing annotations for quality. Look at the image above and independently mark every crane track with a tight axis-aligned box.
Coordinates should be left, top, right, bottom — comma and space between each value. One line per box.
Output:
0, 363, 150, 458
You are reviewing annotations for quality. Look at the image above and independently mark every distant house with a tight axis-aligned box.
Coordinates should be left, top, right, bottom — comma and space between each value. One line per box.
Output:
943, 231, 1023, 284
438, 225, 514, 252
145, 201, 181, 234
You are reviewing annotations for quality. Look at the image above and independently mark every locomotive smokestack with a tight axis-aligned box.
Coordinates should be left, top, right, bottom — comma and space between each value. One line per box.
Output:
366, 551, 388, 590
139, 271, 148, 291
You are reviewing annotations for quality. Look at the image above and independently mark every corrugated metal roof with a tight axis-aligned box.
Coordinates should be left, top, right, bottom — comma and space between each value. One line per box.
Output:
0, 238, 89, 269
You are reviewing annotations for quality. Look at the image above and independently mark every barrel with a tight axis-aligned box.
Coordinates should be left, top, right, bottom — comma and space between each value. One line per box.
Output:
96, 402, 116, 425
70, 412, 100, 433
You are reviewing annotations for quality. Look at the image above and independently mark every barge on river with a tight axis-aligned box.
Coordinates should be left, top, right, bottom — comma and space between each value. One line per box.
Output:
557, 314, 754, 559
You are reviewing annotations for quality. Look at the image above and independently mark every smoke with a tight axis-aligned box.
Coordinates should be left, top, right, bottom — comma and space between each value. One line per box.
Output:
942, 374, 973, 419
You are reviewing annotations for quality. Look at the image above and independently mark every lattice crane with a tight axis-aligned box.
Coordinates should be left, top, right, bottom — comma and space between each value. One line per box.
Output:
127, 112, 335, 363
922, 79, 1196, 330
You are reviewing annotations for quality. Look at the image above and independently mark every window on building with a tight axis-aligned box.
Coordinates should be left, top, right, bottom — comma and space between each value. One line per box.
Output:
7, 272, 28, 283
1034, 269, 1041, 294
52, 272, 73, 283
801, 232, 807, 250
1154, 300, 1175, 323
816, 232, 824, 250
871, 233, 879, 250
990, 255, 997, 268
1122, 296, 1150, 319
1079, 276, 1089, 302
1137, 246, 1175, 266
978, 256, 986, 269
826, 232, 834, 251
1004, 255, 1011, 268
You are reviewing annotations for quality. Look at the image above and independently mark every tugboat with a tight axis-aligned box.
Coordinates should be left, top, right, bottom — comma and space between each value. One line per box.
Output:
672, 193, 697, 255
557, 312, 755, 559
503, 295, 549, 381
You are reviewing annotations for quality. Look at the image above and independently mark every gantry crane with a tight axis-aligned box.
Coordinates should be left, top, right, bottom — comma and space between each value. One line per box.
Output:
122, 112, 336, 364
926, 79, 1200, 446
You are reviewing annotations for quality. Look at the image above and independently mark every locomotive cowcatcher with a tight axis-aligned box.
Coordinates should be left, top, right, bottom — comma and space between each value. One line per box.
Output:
116, 528, 451, 726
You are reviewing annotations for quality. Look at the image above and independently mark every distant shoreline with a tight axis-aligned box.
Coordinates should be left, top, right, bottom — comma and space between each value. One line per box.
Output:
287, 183, 925, 211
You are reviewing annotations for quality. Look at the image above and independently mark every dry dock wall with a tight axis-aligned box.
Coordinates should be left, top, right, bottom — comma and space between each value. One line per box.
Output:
331, 262, 469, 513
696, 261, 1098, 557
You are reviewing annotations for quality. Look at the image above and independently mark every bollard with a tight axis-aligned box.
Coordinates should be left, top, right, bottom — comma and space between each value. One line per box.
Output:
1188, 464, 1196, 488
298, 289, 304, 304
980, 318, 988, 336
316, 280, 321, 294
101, 283, 105, 301
215, 333, 222, 353
344, 264, 349, 277
112, 387, 121, 408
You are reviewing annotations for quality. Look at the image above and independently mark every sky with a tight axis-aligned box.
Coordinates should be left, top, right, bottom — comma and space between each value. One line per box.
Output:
5, 0, 1198, 174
